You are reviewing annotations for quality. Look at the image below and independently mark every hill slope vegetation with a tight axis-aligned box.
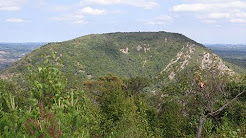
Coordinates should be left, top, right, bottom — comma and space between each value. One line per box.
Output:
1, 32, 246, 137
1, 32, 241, 83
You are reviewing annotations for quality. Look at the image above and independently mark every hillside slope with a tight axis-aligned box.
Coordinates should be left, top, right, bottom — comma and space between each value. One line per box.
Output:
0, 32, 242, 83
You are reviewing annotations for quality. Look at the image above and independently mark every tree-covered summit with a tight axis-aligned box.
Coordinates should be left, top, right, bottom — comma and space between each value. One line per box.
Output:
1, 31, 243, 84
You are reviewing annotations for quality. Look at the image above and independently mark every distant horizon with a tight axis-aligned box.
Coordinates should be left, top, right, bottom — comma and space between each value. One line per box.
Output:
1, 42, 246, 45
1, 0, 246, 44
0, 31, 246, 45
1, 41, 246, 45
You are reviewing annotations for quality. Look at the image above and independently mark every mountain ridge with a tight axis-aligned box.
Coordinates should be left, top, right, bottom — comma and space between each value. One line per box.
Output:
0, 31, 244, 84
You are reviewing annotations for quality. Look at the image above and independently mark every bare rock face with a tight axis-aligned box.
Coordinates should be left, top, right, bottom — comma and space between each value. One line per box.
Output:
87, 75, 93, 79
160, 43, 196, 80
137, 45, 142, 51
201, 52, 212, 69
158, 41, 235, 80
144, 47, 151, 53
169, 71, 175, 80
200, 52, 234, 75
120, 47, 129, 54
217, 59, 234, 75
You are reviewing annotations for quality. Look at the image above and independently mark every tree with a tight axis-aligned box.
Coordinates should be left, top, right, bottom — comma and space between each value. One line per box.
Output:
25, 52, 102, 137
160, 67, 246, 137
191, 69, 246, 138
84, 75, 155, 137
28, 52, 66, 108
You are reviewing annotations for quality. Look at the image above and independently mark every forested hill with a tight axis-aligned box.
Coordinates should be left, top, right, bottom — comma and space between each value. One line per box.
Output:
1, 32, 246, 137
0, 32, 243, 83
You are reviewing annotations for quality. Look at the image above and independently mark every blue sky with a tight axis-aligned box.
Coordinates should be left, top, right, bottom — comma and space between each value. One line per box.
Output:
1, 0, 246, 44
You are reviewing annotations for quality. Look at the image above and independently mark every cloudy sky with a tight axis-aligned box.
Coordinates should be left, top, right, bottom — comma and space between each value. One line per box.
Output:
1, 0, 246, 44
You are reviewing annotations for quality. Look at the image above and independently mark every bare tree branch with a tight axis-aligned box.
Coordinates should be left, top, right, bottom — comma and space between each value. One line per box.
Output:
206, 91, 245, 118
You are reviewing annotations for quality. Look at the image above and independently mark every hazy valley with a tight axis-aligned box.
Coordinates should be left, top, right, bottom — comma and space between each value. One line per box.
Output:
0, 43, 46, 71
206, 44, 246, 69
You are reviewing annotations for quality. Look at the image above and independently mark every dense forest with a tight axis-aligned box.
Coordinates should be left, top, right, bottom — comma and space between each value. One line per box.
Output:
2, 32, 245, 85
1, 32, 246, 137
0, 53, 246, 138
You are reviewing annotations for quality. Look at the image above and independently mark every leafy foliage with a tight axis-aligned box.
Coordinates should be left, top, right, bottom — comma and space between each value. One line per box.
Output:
1, 32, 209, 87
0, 32, 246, 137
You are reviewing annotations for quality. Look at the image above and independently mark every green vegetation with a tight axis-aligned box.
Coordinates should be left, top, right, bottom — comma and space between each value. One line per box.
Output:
1, 32, 210, 84
1, 32, 246, 137
0, 52, 246, 137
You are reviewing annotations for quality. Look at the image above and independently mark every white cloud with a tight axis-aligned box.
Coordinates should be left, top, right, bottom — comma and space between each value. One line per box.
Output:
146, 21, 166, 25
202, 19, 216, 23
5, 18, 26, 23
51, 14, 87, 24
230, 19, 246, 23
0, 0, 26, 11
235, 12, 246, 18
73, 20, 86, 24
173, 4, 209, 12
173, 1, 246, 12
173, 1, 246, 24
51, 6, 106, 24
50, 5, 75, 12
182, 0, 241, 4
0, 6, 20, 11
80, 0, 159, 9
207, 12, 231, 19
142, 15, 172, 25
80, 7, 105, 15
